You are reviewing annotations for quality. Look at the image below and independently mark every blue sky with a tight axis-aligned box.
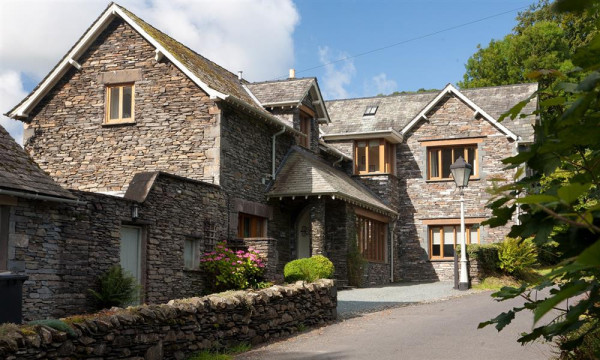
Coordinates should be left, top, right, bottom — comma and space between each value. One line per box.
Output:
0, 0, 535, 142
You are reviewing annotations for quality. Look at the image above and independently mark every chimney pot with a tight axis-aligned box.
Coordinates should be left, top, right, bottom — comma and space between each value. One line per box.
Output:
289, 68, 295, 79
238, 71, 243, 80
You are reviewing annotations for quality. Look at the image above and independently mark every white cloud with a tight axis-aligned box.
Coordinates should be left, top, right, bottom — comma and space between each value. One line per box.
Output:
370, 73, 397, 96
0, 71, 27, 145
0, 0, 300, 141
318, 46, 356, 100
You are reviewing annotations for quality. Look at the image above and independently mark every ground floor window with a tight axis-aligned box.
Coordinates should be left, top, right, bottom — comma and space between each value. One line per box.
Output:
184, 237, 202, 270
238, 213, 266, 238
0, 206, 9, 271
357, 215, 387, 263
429, 224, 479, 259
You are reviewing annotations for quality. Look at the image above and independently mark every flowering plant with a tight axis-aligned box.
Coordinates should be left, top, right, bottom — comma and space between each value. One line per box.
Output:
200, 241, 265, 292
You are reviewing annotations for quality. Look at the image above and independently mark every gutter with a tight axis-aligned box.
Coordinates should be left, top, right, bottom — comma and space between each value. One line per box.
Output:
0, 189, 83, 205
272, 126, 286, 179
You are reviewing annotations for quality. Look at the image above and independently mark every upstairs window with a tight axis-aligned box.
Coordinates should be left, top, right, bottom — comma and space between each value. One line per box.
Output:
364, 105, 378, 116
238, 213, 266, 238
299, 114, 311, 148
106, 84, 134, 123
428, 145, 477, 180
354, 139, 394, 175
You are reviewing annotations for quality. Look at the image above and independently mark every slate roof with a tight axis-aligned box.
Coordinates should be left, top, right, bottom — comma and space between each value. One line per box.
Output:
246, 78, 315, 105
323, 83, 538, 143
0, 126, 75, 200
268, 147, 396, 215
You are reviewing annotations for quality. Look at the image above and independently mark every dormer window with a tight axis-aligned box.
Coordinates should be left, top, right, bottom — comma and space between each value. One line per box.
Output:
364, 105, 378, 116
106, 83, 134, 124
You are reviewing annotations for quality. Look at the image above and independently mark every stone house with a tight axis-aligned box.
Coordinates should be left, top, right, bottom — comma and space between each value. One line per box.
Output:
3, 3, 537, 319
322, 83, 537, 281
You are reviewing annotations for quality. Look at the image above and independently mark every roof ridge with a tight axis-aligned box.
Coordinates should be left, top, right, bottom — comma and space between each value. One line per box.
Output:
249, 77, 316, 85
459, 82, 538, 91
325, 90, 440, 103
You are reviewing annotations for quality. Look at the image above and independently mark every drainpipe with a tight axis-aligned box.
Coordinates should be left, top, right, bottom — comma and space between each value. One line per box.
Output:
0, 189, 83, 205
333, 155, 344, 167
272, 126, 286, 180
390, 219, 397, 283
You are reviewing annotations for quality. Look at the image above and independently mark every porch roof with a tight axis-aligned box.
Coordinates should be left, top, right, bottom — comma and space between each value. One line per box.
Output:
267, 147, 396, 216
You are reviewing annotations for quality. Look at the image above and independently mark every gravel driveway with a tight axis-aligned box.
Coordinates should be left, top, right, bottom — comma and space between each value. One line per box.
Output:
337, 281, 475, 319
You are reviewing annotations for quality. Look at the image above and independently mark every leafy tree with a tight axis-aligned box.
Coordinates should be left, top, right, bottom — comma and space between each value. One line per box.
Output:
459, 0, 598, 88
478, 1, 600, 355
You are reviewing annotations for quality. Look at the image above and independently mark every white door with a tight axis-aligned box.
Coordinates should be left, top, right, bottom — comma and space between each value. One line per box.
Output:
120, 226, 142, 285
296, 208, 311, 259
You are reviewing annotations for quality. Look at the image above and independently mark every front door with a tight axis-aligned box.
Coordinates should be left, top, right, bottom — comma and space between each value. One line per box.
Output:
120, 226, 142, 301
296, 208, 311, 259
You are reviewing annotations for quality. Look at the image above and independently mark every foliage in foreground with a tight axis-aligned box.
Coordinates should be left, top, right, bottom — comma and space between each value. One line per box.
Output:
478, 1, 600, 356
283, 255, 335, 283
88, 265, 140, 309
200, 242, 265, 293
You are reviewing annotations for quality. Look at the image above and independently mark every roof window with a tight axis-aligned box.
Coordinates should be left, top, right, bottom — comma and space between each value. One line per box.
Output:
364, 105, 378, 116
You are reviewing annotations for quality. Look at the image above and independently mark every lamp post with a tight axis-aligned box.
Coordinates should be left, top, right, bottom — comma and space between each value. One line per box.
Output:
450, 156, 472, 291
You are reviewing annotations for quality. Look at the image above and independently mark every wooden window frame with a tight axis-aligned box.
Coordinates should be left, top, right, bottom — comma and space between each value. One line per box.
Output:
105, 83, 135, 124
428, 224, 480, 260
238, 213, 266, 238
427, 144, 478, 180
354, 138, 395, 175
356, 215, 387, 263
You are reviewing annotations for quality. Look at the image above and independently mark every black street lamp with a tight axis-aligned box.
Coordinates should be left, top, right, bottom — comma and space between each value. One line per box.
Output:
450, 156, 472, 290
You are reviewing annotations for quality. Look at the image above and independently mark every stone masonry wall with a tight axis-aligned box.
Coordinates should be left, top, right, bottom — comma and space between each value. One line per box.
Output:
0, 280, 337, 360
396, 95, 515, 281
7, 174, 228, 321
25, 18, 220, 194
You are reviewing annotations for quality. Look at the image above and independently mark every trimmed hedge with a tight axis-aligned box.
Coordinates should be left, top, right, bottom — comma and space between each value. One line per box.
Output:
457, 243, 500, 275
283, 255, 335, 283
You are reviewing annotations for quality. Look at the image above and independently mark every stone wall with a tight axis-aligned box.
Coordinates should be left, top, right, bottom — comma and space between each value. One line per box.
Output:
0, 280, 337, 360
24, 18, 220, 194
6, 173, 229, 321
396, 95, 515, 281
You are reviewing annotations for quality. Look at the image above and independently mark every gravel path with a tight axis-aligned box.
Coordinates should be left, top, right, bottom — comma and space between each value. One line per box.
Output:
337, 281, 476, 319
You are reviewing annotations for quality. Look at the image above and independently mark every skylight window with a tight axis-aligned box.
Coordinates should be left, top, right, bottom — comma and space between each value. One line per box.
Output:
364, 105, 378, 116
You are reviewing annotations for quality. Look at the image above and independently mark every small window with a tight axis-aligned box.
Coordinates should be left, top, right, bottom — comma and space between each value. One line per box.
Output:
184, 237, 201, 269
299, 115, 311, 148
354, 139, 394, 175
106, 84, 134, 123
357, 215, 387, 263
429, 224, 479, 259
428, 145, 477, 180
238, 213, 266, 238
364, 105, 378, 116
0, 206, 9, 271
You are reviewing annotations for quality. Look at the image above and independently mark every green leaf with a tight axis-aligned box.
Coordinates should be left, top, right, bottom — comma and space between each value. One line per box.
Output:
576, 240, 600, 266
533, 282, 588, 323
516, 194, 559, 204
540, 97, 566, 107
478, 310, 515, 331
557, 183, 591, 204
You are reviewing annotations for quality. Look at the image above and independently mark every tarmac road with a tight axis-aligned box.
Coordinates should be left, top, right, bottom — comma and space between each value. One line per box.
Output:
236, 291, 553, 360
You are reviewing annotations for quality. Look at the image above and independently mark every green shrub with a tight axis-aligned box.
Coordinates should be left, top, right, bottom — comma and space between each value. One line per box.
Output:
466, 243, 500, 275
557, 319, 600, 360
88, 265, 140, 309
200, 242, 265, 292
283, 255, 334, 283
497, 237, 537, 275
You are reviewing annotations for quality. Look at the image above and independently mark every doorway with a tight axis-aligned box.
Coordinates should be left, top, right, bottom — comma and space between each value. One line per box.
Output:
120, 225, 142, 303
296, 207, 311, 259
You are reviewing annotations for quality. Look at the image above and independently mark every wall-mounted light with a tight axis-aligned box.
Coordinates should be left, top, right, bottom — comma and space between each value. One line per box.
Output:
131, 204, 139, 220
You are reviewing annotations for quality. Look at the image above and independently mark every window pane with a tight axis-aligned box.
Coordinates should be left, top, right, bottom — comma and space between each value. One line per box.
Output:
109, 87, 120, 119
243, 217, 251, 237
442, 148, 452, 178
430, 150, 439, 178
469, 227, 478, 244
357, 142, 366, 172
432, 228, 441, 256
122, 86, 132, 119
454, 147, 465, 162
443, 226, 455, 257
184, 239, 193, 269
368, 140, 380, 172
467, 147, 476, 172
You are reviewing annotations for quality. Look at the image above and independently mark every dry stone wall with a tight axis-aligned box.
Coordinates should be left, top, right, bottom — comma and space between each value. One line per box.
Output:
0, 280, 337, 360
